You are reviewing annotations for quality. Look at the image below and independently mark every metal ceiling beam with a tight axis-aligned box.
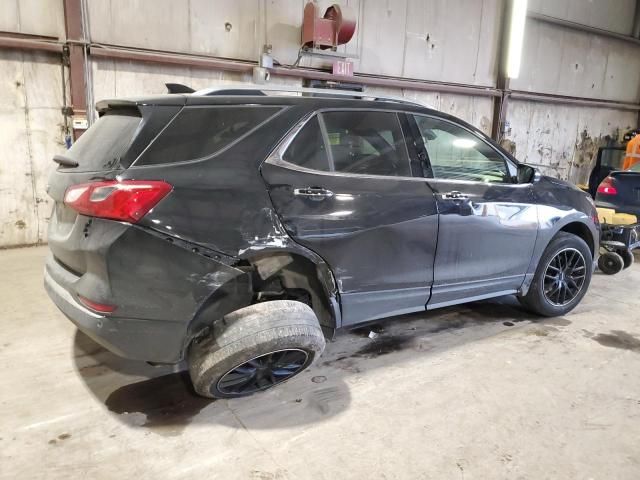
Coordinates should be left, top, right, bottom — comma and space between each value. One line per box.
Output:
90, 44, 256, 73
63, 0, 88, 139
0, 34, 63, 53
491, 0, 512, 142
90, 43, 501, 98
510, 91, 640, 111
528, 11, 640, 46
634, 0, 640, 38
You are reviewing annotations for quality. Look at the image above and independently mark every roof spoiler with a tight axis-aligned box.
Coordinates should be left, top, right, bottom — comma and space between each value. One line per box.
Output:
166, 83, 195, 94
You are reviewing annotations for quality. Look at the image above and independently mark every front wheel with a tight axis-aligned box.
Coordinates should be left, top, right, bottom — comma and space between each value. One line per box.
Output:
519, 232, 593, 317
188, 300, 326, 398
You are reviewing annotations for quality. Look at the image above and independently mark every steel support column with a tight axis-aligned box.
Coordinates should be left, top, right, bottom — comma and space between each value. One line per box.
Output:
63, 0, 88, 139
491, 0, 512, 142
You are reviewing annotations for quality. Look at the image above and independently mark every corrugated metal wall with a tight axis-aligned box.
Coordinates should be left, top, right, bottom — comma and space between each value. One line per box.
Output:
1, 0, 639, 247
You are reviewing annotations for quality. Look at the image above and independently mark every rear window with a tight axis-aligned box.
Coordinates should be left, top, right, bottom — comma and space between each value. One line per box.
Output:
65, 110, 141, 172
136, 106, 281, 166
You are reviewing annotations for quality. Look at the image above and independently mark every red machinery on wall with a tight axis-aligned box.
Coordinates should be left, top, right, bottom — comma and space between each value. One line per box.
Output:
301, 2, 356, 50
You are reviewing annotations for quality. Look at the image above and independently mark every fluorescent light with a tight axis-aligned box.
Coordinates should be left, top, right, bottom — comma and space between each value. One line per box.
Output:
453, 138, 477, 149
506, 0, 528, 79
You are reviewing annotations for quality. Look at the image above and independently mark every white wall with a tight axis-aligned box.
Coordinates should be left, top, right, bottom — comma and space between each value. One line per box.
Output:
0, 0, 639, 246
0, 50, 65, 246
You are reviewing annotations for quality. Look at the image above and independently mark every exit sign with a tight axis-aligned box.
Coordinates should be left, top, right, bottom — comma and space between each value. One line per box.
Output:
333, 60, 354, 76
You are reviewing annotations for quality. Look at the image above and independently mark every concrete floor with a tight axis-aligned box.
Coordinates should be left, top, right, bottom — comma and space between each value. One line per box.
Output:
1, 246, 640, 479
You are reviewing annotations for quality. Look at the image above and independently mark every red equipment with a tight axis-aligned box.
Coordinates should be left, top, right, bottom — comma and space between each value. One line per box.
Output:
302, 2, 356, 50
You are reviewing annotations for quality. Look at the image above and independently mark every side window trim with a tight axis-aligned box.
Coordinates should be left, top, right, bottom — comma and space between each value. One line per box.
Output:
316, 113, 336, 171
404, 113, 434, 179
410, 113, 517, 184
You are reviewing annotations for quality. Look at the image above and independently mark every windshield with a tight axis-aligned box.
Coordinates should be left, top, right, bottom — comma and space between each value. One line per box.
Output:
630, 163, 640, 172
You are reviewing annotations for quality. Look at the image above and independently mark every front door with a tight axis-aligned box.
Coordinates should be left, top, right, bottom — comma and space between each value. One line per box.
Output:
262, 109, 438, 325
409, 114, 539, 309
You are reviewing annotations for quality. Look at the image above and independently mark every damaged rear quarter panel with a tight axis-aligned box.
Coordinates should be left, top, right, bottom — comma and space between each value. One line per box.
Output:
108, 227, 245, 322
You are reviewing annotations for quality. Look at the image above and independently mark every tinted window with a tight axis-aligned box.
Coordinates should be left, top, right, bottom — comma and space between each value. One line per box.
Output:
65, 110, 141, 172
283, 111, 411, 177
414, 115, 508, 183
138, 106, 280, 165
282, 117, 329, 170
322, 111, 411, 176
600, 148, 626, 169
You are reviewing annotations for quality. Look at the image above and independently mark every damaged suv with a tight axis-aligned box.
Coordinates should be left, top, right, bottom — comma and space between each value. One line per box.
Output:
45, 86, 599, 398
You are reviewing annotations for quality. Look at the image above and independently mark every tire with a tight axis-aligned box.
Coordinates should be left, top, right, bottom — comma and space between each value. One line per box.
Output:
188, 300, 325, 398
598, 251, 624, 275
519, 232, 593, 317
620, 249, 635, 269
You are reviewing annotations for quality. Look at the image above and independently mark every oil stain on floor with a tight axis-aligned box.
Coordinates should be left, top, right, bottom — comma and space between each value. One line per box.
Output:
105, 371, 213, 435
592, 330, 640, 352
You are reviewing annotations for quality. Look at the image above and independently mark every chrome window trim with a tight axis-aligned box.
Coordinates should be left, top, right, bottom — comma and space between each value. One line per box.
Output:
267, 107, 528, 187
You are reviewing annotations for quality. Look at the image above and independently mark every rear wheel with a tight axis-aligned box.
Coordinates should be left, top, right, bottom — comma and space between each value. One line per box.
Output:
598, 251, 624, 275
188, 300, 325, 398
519, 232, 592, 316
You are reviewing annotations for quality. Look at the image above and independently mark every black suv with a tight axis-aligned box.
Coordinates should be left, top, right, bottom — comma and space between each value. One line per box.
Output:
45, 87, 599, 398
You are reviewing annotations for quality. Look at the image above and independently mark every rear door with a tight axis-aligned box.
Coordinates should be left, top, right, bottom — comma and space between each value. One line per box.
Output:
261, 109, 438, 326
408, 114, 539, 309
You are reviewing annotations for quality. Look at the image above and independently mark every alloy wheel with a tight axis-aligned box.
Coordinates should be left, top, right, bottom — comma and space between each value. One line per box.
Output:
543, 248, 587, 306
216, 348, 309, 395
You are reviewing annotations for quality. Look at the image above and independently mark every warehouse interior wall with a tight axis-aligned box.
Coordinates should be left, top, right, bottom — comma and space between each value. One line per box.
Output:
1, 0, 639, 247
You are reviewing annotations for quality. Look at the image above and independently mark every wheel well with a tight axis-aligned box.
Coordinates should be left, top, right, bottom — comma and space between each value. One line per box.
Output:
560, 222, 595, 257
247, 252, 338, 331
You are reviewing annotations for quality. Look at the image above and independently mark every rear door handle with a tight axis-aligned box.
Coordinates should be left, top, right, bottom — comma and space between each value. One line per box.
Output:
293, 187, 334, 199
442, 190, 469, 200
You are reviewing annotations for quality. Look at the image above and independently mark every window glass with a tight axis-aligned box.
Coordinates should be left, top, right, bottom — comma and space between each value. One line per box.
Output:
630, 162, 640, 172
321, 111, 411, 177
138, 106, 280, 165
282, 117, 330, 171
65, 110, 141, 172
600, 148, 626, 169
414, 115, 509, 183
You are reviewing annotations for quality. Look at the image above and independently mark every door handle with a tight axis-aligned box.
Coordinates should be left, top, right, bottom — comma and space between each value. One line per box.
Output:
293, 187, 334, 199
443, 190, 469, 200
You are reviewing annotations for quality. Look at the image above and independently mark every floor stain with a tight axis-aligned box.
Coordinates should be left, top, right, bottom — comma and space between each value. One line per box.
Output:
592, 330, 640, 352
105, 372, 213, 435
527, 326, 559, 337
354, 336, 414, 358
48, 433, 71, 445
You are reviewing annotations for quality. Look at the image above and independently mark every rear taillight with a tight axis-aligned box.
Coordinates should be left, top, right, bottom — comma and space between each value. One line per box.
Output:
597, 177, 618, 195
77, 295, 117, 314
64, 180, 172, 223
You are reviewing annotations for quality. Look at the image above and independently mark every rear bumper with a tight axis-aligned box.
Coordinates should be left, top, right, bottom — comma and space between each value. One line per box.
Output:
44, 258, 186, 363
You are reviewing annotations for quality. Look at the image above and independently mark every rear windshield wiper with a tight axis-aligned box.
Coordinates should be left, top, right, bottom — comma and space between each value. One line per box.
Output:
53, 154, 79, 168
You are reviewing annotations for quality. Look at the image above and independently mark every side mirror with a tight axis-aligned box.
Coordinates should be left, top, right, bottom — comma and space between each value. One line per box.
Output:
517, 164, 540, 184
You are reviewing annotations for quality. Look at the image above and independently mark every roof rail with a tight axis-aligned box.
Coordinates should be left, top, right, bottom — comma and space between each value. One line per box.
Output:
192, 84, 426, 108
